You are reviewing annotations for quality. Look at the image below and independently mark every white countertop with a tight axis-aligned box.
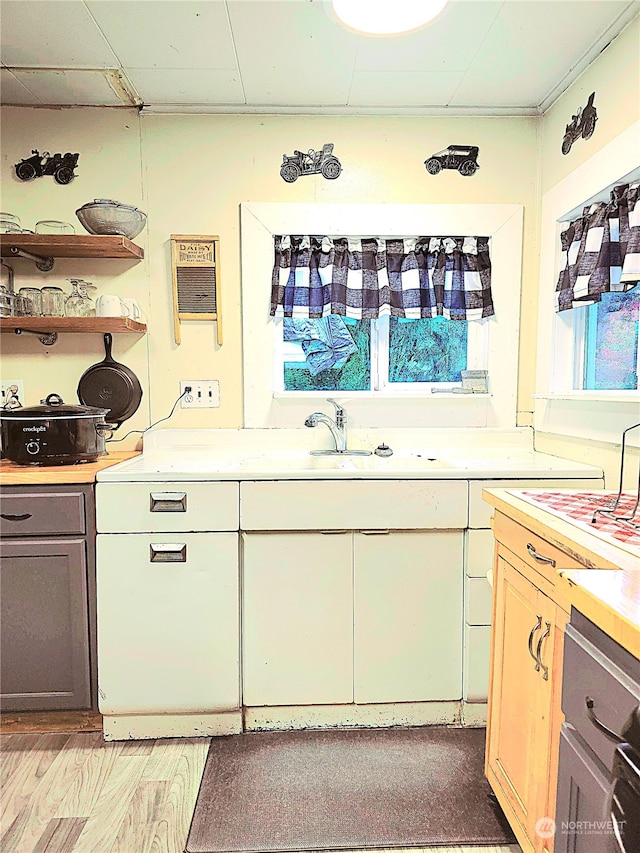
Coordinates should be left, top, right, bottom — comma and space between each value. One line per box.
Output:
97, 427, 604, 482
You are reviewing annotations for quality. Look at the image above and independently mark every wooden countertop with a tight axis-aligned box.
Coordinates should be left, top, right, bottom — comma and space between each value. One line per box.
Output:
483, 487, 640, 572
0, 451, 139, 485
559, 570, 640, 659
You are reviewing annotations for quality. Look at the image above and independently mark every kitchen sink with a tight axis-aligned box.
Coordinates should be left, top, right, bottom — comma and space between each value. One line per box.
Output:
238, 451, 460, 474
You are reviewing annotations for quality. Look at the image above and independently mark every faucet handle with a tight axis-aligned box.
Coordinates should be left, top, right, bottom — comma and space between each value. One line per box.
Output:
326, 398, 345, 415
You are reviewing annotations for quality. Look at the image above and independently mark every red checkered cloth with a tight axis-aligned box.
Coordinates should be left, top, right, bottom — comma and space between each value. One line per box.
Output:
510, 491, 640, 550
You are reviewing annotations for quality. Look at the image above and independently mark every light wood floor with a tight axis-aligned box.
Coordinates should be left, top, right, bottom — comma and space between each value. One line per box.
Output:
0, 732, 523, 853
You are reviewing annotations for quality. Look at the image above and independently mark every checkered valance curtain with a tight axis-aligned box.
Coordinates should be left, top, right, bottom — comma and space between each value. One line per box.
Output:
555, 182, 640, 312
270, 235, 493, 320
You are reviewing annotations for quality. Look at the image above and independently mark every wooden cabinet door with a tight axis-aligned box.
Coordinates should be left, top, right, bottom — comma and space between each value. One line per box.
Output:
486, 554, 556, 852
242, 532, 353, 706
0, 538, 91, 711
353, 530, 463, 703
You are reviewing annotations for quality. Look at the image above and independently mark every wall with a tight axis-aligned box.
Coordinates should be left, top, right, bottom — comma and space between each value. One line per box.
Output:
534, 16, 640, 486
1, 110, 537, 445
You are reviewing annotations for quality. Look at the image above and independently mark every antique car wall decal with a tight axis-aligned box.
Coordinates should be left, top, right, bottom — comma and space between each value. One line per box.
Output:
14, 149, 79, 184
561, 92, 597, 155
424, 145, 480, 177
280, 143, 342, 182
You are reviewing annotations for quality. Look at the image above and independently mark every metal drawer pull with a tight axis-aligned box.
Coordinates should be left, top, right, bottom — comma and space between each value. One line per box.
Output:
535, 621, 551, 680
361, 530, 390, 535
526, 543, 556, 567
1, 512, 32, 521
150, 544, 187, 562
585, 697, 625, 743
528, 615, 542, 665
150, 492, 187, 512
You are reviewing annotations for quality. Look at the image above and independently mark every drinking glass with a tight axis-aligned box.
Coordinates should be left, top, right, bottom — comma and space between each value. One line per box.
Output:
41, 286, 65, 316
35, 220, 75, 235
18, 286, 43, 316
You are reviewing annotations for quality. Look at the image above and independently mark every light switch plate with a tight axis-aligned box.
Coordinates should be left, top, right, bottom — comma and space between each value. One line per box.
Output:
180, 380, 220, 408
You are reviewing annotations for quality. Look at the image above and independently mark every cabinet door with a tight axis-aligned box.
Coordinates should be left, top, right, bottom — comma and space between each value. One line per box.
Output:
486, 554, 557, 852
0, 539, 91, 711
97, 532, 239, 714
554, 725, 613, 853
242, 532, 353, 706
353, 531, 463, 703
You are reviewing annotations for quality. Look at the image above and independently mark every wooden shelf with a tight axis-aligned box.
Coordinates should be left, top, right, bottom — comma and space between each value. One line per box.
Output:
1, 317, 146, 335
0, 234, 144, 260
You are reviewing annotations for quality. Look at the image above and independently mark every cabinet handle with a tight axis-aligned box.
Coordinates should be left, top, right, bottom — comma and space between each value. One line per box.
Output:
0, 512, 32, 521
150, 492, 187, 512
585, 697, 625, 743
150, 543, 187, 562
528, 614, 542, 665
526, 543, 556, 567
361, 530, 390, 535
535, 621, 551, 680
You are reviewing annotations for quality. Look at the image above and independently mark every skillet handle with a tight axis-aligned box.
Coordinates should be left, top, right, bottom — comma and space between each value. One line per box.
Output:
103, 332, 114, 361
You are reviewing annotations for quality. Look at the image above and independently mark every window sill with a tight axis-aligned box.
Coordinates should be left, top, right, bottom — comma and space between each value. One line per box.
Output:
533, 392, 639, 403
273, 391, 492, 400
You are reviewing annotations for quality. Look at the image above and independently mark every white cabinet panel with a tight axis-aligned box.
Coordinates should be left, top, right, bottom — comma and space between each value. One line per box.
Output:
96, 481, 239, 533
97, 532, 240, 714
242, 532, 353, 706
240, 480, 467, 530
465, 576, 493, 626
354, 531, 463, 704
463, 624, 491, 703
465, 529, 495, 577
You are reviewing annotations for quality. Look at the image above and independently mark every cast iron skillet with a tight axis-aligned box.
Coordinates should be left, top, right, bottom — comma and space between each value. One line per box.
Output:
77, 333, 143, 430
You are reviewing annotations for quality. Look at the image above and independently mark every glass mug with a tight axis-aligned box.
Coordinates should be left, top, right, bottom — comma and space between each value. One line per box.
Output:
18, 286, 43, 316
41, 286, 65, 317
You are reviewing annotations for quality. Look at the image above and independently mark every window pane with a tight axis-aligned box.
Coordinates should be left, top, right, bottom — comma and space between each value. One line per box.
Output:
283, 318, 370, 391
583, 286, 639, 390
388, 317, 467, 383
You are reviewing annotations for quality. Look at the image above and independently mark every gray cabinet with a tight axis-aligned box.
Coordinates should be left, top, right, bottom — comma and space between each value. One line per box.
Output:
0, 484, 96, 711
555, 610, 640, 853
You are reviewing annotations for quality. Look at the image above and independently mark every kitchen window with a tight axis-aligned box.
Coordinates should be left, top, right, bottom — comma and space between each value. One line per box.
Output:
241, 202, 523, 429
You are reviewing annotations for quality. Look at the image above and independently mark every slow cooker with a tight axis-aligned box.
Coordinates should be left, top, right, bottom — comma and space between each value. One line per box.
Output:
0, 393, 112, 465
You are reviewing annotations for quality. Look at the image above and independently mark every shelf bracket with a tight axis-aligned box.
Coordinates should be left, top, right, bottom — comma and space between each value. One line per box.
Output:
14, 327, 58, 346
9, 246, 55, 272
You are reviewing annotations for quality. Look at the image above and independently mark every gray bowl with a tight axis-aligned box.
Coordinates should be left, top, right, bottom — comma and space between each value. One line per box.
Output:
76, 199, 147, 240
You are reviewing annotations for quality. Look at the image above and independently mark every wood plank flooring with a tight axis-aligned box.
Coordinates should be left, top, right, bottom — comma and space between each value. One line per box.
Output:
0, 732, 522, 853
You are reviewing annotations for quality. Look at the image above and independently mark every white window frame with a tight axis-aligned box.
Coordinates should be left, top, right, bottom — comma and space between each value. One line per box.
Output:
241, 202, 523, 429
534, 120, 640, 446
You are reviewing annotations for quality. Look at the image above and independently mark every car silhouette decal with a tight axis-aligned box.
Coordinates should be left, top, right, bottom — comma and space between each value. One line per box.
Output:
280, 143, 342, 182
424, 145, 480, 177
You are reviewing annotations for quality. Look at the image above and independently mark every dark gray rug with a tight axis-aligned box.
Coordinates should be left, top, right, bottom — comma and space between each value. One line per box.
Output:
185, 726, 516, 852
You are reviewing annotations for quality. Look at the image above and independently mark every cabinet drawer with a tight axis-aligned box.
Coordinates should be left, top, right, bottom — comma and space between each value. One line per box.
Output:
0, 491, 85, 537
96, 481, 239, 532
494, 511, 585, 586
562, 621, 640, 772
240, 480, 467, 530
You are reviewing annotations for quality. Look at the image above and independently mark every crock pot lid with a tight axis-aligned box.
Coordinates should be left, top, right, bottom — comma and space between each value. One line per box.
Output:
0, 393, 109, 419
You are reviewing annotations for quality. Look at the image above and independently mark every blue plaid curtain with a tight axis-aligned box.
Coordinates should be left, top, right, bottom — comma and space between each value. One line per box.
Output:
555, 182, 640, 312
270, 235, 493, 320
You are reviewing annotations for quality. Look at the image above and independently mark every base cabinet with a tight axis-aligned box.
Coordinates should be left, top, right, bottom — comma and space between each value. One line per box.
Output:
0, 484, 96, 712
242, 530, 463, 707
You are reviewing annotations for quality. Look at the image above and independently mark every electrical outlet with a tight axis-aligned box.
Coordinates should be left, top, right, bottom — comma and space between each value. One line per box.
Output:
0, 379, 25, 410
180, 380, 220, 409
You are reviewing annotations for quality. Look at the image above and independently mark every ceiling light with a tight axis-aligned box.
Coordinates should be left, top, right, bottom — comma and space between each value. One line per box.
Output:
331, 0, 449, 36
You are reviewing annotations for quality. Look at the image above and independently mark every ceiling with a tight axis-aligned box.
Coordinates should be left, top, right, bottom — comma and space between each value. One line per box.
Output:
1, 0, 639, 115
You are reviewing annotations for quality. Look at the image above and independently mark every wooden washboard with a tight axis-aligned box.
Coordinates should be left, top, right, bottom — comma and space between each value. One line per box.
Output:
171, 234, 222, 345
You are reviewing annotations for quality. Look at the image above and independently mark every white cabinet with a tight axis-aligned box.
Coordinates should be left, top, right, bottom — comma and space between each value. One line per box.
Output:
242, 528, 464, 708
97, 532, 240, 716
242, 532, 353, 706
353, 531, 463, 703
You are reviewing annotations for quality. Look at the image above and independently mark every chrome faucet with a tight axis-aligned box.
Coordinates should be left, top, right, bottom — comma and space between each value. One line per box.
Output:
304, 399, 371, 456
